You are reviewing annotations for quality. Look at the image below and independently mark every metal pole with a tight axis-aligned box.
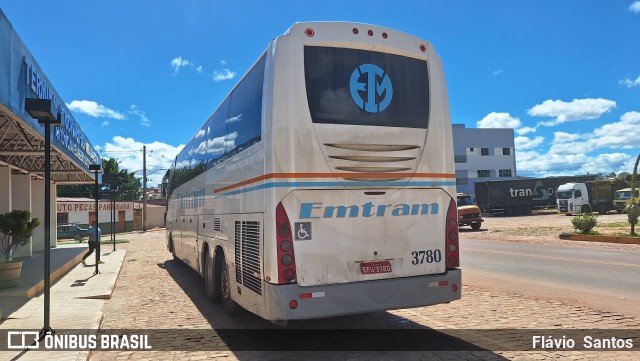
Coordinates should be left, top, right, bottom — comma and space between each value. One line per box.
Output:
94, 170, 100, 274
143, 145, 147, 232
42, 121, 53, 336
112, 189, 116, 251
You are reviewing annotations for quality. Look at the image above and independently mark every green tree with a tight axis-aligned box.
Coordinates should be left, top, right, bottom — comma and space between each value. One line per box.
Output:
0, 210, 40, 262
101, 158, 142, 201
57, 158, 142, 201
625, 154, 640, 236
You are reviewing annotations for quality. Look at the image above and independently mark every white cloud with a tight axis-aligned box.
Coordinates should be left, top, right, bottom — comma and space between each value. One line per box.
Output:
548, 132, 591, 155
213, 69, 236, 82
226, 114, 242, 123
515, 112, 640, 177
66, 100, 125, 120
477, 112, 521, 129
195, 66, 203, 74
492, 70, 503, 76
553, 131, 581, 143
514, 135, 544, 151
591, 111, 640, 149
171, 56, 190, 74
195, 129, 207, 139
516, 126, 537, 135
101, 121, 109, 127
620, 75, 640, 88
102, 136, 184, 185
128, 104, 150, 127
630, 1, 640, 13
580, 153, 632, 175
528, 98, 616, 126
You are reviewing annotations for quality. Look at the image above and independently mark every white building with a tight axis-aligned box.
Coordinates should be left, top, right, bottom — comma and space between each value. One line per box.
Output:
452, 124, 517, 196
57, 197, 134, 233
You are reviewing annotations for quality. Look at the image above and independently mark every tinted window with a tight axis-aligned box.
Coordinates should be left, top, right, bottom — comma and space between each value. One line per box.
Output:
170, 56, 265, 191
207, 97, 231, 168
226, 56, 265, 157
304, 46, 429, 128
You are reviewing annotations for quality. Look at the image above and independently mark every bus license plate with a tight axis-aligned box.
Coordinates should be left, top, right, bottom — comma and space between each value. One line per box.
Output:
360, 261, 392, 275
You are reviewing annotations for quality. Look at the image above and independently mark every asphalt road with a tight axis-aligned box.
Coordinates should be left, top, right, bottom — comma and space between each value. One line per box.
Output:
460, 238, 640, 319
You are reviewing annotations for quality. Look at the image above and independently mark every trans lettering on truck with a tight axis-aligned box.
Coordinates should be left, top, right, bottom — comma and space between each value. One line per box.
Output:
299, 202, 439, 219
509, 181, 554, 201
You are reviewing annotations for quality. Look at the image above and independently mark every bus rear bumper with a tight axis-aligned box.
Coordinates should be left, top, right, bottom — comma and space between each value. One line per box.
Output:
263, 269, 461, 321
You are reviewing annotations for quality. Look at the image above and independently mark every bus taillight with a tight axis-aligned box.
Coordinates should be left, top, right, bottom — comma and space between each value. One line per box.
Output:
445, 198, 459, 268
276, 202, 297, 284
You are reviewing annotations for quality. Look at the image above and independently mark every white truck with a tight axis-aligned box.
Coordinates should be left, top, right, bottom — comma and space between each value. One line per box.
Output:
556, 180, 613, 215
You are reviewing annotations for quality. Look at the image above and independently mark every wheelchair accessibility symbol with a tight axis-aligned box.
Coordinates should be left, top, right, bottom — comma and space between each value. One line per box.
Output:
294, 222, 312, 241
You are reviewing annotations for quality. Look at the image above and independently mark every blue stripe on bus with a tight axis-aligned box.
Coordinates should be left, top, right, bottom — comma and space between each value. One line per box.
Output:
216, 181, 457, 197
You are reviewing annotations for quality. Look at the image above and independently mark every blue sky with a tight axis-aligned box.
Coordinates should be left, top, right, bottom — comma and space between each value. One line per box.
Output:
1, 1, 639, 185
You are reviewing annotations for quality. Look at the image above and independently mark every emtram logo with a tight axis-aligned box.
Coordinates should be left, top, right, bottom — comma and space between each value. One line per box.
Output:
349, 64, 393, 113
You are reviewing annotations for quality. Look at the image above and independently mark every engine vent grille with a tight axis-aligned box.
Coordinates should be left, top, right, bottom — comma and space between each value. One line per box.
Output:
234, 221, 261, 295
324, 143, 421, 182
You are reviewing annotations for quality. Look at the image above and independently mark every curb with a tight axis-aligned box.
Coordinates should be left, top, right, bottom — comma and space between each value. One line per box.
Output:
559, 233, 640, 244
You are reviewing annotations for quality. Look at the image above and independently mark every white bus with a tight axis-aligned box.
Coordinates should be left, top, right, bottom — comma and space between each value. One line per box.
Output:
164, 22, 461, 324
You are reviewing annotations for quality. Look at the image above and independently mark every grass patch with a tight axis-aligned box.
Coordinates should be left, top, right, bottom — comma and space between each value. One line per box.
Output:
597, 222, 631, 228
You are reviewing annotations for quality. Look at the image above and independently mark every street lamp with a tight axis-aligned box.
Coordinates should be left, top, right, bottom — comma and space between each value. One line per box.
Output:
25, 98, 61, 339
89, 164, 102, 274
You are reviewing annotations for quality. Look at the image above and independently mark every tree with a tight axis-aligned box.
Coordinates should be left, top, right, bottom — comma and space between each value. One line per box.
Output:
100, 158, 142, 201
0, 210, 40, 262
625, 154, 640, 236
57, 158, 142, 201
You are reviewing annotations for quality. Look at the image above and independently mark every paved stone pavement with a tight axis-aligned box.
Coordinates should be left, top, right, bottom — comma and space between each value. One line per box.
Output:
91, 230, 639, 360
0, 248, 126, 361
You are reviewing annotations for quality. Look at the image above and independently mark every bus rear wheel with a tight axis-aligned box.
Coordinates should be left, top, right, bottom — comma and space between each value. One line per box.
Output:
204, 250, 221, 303
218, 254, 237, 315
169, 236, 181, 264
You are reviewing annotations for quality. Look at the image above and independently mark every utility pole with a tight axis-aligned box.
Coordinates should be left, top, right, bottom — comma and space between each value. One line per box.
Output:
143, 145, 147, 232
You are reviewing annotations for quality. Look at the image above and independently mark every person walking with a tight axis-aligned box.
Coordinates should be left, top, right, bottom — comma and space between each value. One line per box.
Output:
82, 221, 104, 265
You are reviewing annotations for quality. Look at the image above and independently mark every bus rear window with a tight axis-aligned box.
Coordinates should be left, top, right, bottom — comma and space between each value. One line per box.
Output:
304, 46, 429, 128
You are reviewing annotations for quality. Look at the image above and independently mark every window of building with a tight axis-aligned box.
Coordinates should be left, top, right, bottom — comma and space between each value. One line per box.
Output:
469, 147, 474, 152
454, 155, 467, 163
499, 169, 512, 177
481, 148, 489, 156
502, 147, 511, 155
57, 213, 69, 224
477, 170, 491, 178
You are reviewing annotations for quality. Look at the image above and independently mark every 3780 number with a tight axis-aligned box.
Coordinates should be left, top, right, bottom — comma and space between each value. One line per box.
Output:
411, 249, 442, 265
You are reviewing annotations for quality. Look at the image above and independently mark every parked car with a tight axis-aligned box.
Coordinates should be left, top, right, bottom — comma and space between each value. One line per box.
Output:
457, 193, 483, 230
57, 224, 87, 241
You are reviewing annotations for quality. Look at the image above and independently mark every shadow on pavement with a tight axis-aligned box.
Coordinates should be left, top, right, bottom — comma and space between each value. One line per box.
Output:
160, 258, 509, 359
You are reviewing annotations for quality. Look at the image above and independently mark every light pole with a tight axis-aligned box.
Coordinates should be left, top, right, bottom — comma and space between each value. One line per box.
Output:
25, 98, 61, 338
89, 164, 101, 274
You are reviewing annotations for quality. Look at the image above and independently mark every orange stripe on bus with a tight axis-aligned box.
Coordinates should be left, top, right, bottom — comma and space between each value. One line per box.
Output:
213, 172, 456, 194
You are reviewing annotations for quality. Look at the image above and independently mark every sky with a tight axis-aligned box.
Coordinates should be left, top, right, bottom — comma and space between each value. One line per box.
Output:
1, 1, 639, 186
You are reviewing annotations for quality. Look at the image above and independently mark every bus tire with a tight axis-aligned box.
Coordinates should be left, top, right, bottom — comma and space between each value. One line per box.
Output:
169, 236, 181, 264
218, 255, 237, 315
204, 249, 221, 303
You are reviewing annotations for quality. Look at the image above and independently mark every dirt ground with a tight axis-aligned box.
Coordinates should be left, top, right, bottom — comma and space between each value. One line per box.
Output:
459, 209, 640, 250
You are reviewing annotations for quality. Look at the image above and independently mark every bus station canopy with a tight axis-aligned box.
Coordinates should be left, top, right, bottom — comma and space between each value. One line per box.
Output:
0, 9, 100, 184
